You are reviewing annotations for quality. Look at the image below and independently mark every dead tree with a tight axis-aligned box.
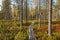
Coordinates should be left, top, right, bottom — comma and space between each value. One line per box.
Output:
29, 22, 36, 40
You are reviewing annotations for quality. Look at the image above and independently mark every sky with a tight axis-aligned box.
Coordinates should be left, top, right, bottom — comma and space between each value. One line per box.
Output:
0, 0, 2, 5
0, 0, 57, 5
0, 0, 56, 10
0, 0, 2, 11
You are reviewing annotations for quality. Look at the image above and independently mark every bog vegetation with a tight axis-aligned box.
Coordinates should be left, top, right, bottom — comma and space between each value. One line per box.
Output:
0, 0, 60, 40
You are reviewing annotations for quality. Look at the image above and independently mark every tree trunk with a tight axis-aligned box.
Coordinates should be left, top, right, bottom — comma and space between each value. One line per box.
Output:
25, 0, 28, 24
2, 0, 11, 20
18, 0, 23, 27
48, 0, 52, 36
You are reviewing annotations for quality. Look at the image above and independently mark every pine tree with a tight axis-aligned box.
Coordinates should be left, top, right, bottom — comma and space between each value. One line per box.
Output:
24, 0, 28, 24
2, 0, 11, 20
18, 0, 23, 27
48, 0, 52, 36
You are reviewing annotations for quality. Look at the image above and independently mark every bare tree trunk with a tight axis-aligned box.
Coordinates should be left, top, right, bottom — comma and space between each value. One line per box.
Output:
18, 0, 23, 27
24, 0, 28, 24
38, 0, 41, 29
35, 7, 37, 20
48, 0, 52, 36
29, 22, 36, 40
35, 0, 38, 23
26, 0, 28, 24
2, 0, 11, 20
